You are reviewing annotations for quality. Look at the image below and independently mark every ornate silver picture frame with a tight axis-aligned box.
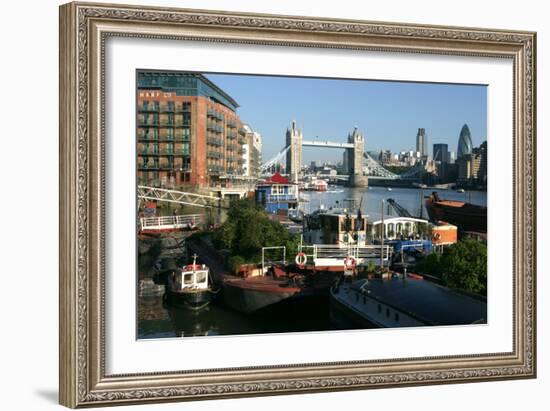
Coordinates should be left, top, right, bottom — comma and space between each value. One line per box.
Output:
59, 2, 536, 407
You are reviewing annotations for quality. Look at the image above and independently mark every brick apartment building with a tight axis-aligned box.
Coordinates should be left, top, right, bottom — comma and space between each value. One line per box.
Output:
137, 71, 250, 188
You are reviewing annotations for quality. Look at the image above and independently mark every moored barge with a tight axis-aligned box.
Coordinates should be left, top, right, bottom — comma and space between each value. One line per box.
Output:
425, 191, 487, 233
330, 275, 487, 328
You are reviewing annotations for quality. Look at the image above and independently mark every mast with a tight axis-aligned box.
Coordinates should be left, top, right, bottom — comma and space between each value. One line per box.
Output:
380, 199, 385, 268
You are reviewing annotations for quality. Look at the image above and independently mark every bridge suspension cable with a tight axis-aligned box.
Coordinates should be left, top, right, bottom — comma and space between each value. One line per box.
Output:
363, 153, 400, 179
261, 145, 290, 173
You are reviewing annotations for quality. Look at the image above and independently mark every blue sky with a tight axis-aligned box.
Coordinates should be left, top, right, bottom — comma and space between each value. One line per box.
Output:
205, 73, 487, 164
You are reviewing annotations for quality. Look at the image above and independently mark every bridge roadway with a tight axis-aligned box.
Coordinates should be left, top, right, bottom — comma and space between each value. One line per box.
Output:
302, 140, 354, 149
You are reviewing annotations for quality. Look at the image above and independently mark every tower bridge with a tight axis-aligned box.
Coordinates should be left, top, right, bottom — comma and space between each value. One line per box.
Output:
261, 121, 426, 185
285, 121, 367, 187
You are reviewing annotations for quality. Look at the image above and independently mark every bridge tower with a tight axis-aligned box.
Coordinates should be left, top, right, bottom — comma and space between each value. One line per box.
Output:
285, 120, 303, 183
347, 127, 368, 187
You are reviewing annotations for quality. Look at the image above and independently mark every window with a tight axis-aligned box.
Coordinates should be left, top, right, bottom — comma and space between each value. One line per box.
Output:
395, 313, 400, 322
387, 223, 395, 238
271, 185, 284, 195
195, 272, 207, 283
386, 308, 390, 318
378, 304, 381, 313
183, 273, 193, 285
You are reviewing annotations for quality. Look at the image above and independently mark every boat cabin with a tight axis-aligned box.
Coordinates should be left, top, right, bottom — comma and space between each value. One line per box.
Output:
178, 264, 210, 291
303, 209, 368, 246
367, 216, 431, 242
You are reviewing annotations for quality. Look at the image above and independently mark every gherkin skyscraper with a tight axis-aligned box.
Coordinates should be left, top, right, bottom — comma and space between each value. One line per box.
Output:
457, 124, 473, 157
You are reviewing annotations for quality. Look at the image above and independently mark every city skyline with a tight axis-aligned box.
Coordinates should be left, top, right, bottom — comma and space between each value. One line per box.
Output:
205, 73, 487, 163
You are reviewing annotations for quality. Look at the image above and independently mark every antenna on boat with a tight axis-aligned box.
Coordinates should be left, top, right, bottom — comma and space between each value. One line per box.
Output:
192, 253, 198, 269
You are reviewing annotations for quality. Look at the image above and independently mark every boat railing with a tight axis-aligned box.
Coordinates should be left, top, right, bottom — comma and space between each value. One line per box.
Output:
140, 214, 203, 231
265, 194, 297, 203
301, 244, 392, 261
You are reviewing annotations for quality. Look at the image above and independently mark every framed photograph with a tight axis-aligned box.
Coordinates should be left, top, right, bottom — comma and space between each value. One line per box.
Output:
59, 2, 537, 408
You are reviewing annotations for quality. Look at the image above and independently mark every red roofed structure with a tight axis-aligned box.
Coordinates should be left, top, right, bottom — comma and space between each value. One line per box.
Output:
255, 172, 298, 215
260, 171, 293, 185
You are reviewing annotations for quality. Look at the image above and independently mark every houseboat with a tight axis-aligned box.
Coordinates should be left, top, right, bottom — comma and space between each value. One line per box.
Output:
300, 206, 393, 270
165, 254, 218, 310
366, 215, 458, 255
255, 172, 299, 216
330, 275, 487, 328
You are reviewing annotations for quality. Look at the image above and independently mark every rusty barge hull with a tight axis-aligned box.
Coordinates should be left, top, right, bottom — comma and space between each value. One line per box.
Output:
425, 195, 487, 233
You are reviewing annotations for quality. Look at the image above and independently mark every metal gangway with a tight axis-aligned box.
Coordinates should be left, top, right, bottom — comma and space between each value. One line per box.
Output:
137, 186, 228, 209
139, 214, 203, 231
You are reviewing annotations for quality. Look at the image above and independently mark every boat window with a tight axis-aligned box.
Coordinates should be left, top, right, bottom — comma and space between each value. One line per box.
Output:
183, 273, 194, 285
378, 304, 381, 313
395, 313, 400, 323
396, 223, 402, 234
195, 271, 207, 283
387, 223, 395, 238
386, 308, 390, 318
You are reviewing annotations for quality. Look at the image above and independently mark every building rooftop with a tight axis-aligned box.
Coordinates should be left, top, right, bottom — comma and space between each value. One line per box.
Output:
137, 71, 239, 111
351, 277, 487, 326
258, 172, 295, 185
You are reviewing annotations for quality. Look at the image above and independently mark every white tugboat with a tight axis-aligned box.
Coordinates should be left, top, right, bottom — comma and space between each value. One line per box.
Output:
165, 254, 219, 310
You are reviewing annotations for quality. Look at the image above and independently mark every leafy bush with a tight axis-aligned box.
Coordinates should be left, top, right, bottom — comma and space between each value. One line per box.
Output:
414, 239, 487, 296
211, 198, 300, 264
440, 239, 487, 296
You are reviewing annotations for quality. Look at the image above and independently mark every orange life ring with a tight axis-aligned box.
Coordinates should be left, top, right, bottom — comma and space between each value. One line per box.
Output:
295, 252, 307, 267
432, 232, 441, 241
344, 256, 356, 269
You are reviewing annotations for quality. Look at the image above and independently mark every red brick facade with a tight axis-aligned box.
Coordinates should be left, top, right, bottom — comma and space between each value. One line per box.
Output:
137, 90, 247, 188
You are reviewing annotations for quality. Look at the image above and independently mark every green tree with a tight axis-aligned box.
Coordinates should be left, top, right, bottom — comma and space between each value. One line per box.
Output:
415, 252, 442, 278
440, 239, 487, 296
211, 198, 300, 264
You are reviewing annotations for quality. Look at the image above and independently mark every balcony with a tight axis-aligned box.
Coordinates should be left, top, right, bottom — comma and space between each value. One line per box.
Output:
207, 151, 223, 159
159, 105, 175, 113
175, 105, 192, 113
227, 132, 237, 140
226, 144, 237, 152
138, 105, 159, 112
207, 109, 224, 121
207, 137, 223, 146
138, 121, 160, 127
208, 165, 224, 175
138, 120, 191, 128
207, 123, 223, 133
